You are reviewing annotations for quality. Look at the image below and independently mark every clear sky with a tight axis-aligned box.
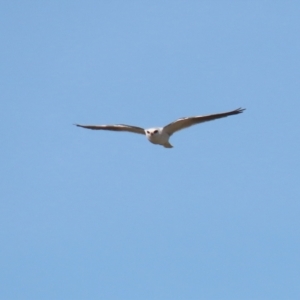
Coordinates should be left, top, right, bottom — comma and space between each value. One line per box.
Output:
1, 1, 300, 299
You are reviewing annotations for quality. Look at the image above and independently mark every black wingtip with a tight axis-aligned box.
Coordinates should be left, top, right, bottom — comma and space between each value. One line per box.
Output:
236, 107, 246, 113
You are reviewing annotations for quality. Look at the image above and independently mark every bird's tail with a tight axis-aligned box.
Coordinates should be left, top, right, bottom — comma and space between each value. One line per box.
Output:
163, 142, 173, 148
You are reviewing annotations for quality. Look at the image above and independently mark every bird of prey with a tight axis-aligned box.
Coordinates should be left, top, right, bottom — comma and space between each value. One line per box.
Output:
75, 107, 245, 148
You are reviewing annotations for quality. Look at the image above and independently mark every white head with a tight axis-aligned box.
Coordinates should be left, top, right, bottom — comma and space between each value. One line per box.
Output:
144, 127, 172, 147
145, 128, 160, 137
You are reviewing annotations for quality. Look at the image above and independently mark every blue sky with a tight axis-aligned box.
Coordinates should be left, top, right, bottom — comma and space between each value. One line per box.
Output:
1, 1, 300, 299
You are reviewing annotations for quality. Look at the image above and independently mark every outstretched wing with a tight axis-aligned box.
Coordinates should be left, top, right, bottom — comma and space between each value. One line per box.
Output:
75, 124, 145, 135
164, 108, 245, 135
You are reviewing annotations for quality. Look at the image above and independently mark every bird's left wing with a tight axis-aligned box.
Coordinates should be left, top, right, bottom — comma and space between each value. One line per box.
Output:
164, 108, 245, 135
75, 124, 145, 135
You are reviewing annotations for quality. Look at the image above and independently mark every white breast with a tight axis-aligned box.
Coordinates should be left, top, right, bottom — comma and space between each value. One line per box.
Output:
145, 128, 169, 145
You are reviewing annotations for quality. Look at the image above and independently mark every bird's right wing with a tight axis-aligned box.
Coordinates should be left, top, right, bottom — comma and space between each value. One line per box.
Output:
75, 124, 145, 135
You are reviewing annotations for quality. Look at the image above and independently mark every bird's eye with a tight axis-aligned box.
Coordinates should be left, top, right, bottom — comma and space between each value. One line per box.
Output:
154, 130, 158, 133
146, 131, 150, 134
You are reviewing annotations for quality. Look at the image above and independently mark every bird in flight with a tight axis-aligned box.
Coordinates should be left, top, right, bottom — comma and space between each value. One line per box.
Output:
75, 107, 245, 148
